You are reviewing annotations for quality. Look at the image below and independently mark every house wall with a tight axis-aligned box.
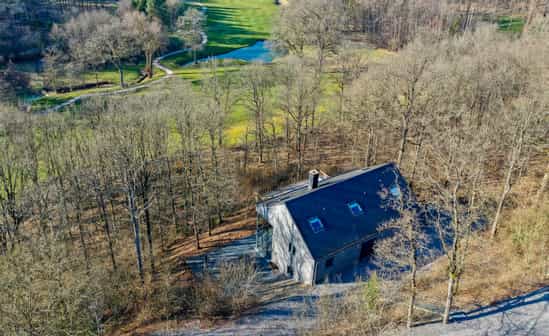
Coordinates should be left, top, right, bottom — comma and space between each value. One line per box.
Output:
314, 236, 377, 284
267, 203, 316, 285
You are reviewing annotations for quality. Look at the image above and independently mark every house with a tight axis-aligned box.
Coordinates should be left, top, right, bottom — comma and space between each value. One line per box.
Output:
255, 162, 410, 285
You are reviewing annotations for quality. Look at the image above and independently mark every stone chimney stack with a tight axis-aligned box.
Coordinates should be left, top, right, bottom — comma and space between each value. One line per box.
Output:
308, 169, 320, 190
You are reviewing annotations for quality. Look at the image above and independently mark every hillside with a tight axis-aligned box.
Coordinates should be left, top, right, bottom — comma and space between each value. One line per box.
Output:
0, 1, 548, 336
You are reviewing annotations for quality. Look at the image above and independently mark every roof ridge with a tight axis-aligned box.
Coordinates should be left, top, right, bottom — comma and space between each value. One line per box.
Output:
280, 162, 395, 204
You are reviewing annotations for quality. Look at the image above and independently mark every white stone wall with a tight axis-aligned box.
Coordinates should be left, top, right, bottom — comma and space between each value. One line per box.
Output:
267, 203, 316, 285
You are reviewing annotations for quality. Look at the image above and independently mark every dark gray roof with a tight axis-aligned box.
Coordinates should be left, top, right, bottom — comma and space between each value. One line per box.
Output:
258, 163, 409, 259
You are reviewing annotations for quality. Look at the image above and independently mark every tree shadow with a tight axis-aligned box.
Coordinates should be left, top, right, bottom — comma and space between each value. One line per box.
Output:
450, 287, 548, 323
413, 286, 549, 329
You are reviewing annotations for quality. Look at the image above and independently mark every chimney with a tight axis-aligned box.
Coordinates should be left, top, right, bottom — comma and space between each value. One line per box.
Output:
308, 169, 320, 190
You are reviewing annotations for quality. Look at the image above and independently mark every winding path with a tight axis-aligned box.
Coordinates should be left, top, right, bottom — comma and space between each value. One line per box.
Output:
153, 31, 208, 76
38, 11, 208, 114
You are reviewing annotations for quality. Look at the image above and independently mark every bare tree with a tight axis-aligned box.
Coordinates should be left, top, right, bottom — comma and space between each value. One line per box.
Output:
375, 172, 430, 329
0, 111, 30, 251
92, 15, 139, 88
200, 60, 240, 147
490, 96, 545, 238
379, 37, 438, 167
277, 57, 317, 178
171, 82, 206, 249
273, 0, 346, 129
242, 63, 274, 163
177, 8, 206, 64
124, 11, 167, 78
334, 45, 366, 120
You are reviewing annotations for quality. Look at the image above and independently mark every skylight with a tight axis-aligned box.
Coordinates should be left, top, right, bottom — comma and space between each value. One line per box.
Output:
308, 217, 325, 233
390, 184, 401, 198
347, 201, 363, 216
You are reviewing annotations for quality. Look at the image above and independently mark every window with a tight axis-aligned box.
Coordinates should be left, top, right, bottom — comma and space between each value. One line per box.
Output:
347, 201, 363, 216
390, 184, 401, 198
325, 257, 334, 268
308, 217, 325, 233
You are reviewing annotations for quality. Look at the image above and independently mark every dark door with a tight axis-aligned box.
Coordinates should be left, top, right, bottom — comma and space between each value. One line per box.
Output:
257, 225, 273, 259
359, 239, 375, 260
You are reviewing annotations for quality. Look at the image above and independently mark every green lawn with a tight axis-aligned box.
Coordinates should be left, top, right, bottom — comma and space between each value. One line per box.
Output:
82, 64, 144, 85
30, 65, 165, 110
160, 0, 278, 68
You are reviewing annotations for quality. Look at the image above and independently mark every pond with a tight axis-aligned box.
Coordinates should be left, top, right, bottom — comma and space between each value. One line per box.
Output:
207, 40, 276, 63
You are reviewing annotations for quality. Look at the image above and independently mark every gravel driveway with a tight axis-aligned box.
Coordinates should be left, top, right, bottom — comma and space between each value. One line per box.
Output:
390, 287, 549, 336
158, 234, 548, 336
158, 234, 362, 336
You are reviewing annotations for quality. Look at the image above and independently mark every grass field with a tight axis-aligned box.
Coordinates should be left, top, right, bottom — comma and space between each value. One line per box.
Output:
31, 66, 165, 110
160, 0, 278, 68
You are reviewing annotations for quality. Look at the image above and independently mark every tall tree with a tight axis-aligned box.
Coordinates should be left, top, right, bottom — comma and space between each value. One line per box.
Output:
277, 57, 317, 178
124, 10, 167, 78
242, 63, 274, 163
177, 8, 206, 64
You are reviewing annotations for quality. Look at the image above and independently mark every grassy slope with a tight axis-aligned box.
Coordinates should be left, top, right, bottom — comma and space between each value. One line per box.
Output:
160, 0, 277, 69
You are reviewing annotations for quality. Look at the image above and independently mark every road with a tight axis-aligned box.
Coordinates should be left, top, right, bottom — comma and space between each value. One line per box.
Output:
391, 287, 549, 336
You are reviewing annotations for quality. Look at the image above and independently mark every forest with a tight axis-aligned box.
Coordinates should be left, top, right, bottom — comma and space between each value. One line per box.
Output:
0, 1, 548, 335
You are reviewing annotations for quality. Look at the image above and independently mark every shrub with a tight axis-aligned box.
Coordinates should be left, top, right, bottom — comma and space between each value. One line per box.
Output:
192, 256, 259, 320
307, 274, 399, 336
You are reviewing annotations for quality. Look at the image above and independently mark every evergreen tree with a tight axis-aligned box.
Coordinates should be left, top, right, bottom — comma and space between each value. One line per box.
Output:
146, 0, 167, 23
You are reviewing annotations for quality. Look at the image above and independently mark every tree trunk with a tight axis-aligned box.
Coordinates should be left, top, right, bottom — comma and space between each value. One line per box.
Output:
407, 260, 417, 329
118, 67, 125, 88
209, 136, 224, 225
442, 274, 456, 324
490, 180, 511, 239
147, 51, 154, 78
296, 125, 303, 179
96, 184, 117, 271
165, 158, 179, 232
192, 208, 200, 250
410, 131, 424, 181
143, 192, 156, 274
535, 162, 548, 205
365, 129, 373, 167
491, 146, 520, 238
73, 176, 90, 270
128, 184, 145, 282
397, 119, 408, 167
